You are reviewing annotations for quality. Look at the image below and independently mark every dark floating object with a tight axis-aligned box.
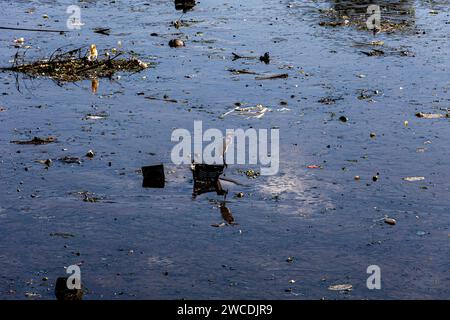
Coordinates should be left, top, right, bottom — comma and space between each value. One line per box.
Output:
339, 116, 348, 122
227, 68, 258, 75
175, 0, 196, 13
259, 52, 270, 64
255, 73, 288, 80
59, 156, 82, 164
142, 164, 165, 188
54, 277, 83, 301
361, 49, 384, 56
192, 164, 227, 197
169, 39, 185, 48
93, 27, 111, 36
10, 136, 57, 145
0, 26, 67, 33
231, 52, 256, 61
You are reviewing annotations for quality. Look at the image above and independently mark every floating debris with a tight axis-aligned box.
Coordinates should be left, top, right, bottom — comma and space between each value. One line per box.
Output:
86, 150, 95, 158
168, 39, 185, 48
142, 164, 165, 188
220, 104, 270, 119
328, 284, 353, 291
318, 96, 343, 105
259, 52, 270, 64
59, 156, 82, 164
82, 192, 102, 203
36, 159, 53, 166
93, 27, 111, 36
231, 52, 256, 61
255, 73, 288, 80
1, 47, 151, 82
14, 37, 25, 45
244, 169, 259, 179
339, 116, 348, 123
211, 222, 226, 228
192, 164, 226, 197
384, 217, 397, 225
399, 50, 415, 57
50, 232, 75, 238
84, 113, 108, 120
227, 68, 258, 75
145, 96, 178, 103
361, 49, 385, 56
0, 25, 66, 33
11, 136, 57, 145
371, 40, 385, 46
87, 44, 98, 62
358, 89, 380, 101
319, 20, 349, 27
415, 112, 448, 119
403, 176, 425, 182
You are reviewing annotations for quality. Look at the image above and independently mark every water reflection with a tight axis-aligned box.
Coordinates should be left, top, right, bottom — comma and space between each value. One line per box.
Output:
91, 78, 99, 94
219, 202, 235, 225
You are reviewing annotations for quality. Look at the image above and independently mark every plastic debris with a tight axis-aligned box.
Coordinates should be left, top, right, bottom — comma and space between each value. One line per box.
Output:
384, 217, 397, 225
328, 284, 353, 291
192, 163, 226, 197
415, 112, 448, 119
220, 104, 270, 119
142, 164, 165, 188
403, 176, 425, 182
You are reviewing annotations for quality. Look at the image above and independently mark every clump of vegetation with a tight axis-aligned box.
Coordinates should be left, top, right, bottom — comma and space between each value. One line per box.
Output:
1, 46, 152, 82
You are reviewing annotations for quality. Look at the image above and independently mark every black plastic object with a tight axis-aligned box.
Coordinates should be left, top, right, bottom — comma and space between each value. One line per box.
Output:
142, 164, 165, 188
192, 164, 227, 197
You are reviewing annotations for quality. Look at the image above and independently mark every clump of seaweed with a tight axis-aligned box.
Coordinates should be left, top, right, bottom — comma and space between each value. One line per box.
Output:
0, 46, 152, 82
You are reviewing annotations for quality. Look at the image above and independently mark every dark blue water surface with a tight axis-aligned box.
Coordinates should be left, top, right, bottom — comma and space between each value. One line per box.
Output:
0, 0, 448, 299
